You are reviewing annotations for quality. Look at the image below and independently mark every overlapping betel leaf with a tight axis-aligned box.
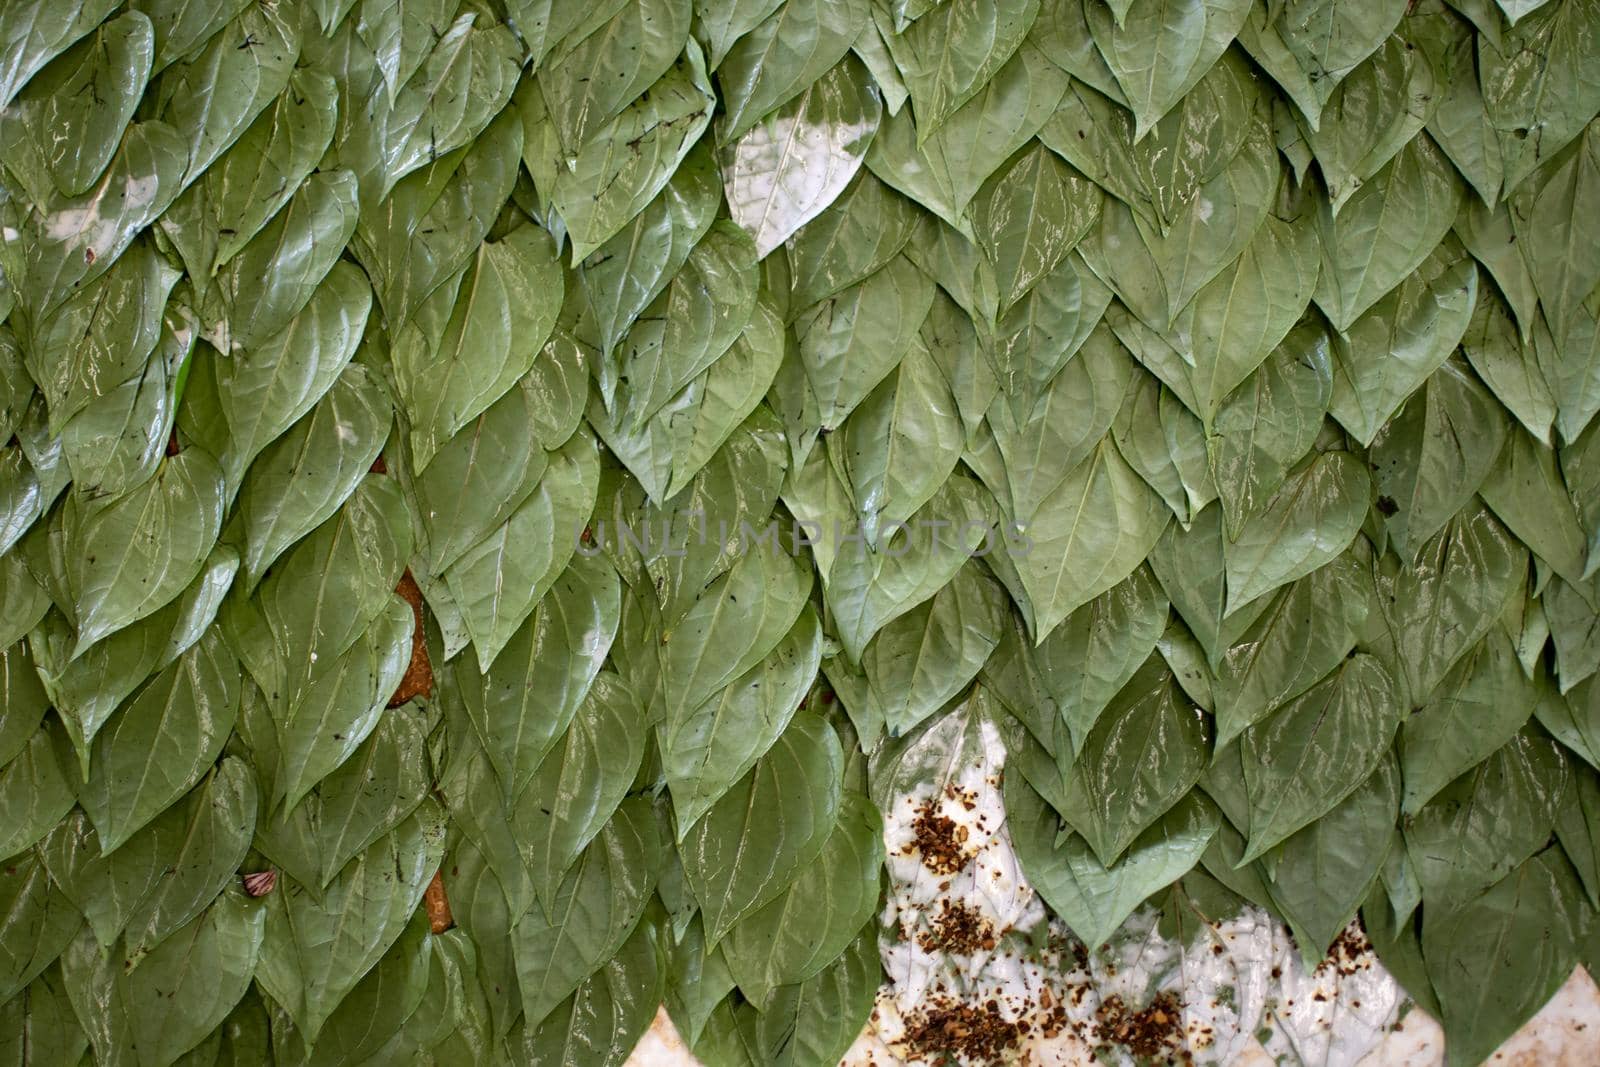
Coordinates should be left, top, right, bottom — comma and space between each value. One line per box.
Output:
1, 1, 1599, 1064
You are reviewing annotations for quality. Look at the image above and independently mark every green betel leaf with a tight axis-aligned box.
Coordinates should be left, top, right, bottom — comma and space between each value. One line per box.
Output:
1510, 121, 1600, 345
1238, 652, 1402, 863
722, 57, 882, 259
43, 757, 254, 956
680, 710, 843, 946
58, 318, 195, 500
520, 672, 648, 915
349, 107, 524, 334
20, 239, 179, 437
1008, 772, 1217, 950
79, 630, 241, 852
721, 790, 883, 1007
436, 731, 539, 923
1088, 0, 1251, 143
1114, 372, 1217, 524
577, 144, 721, 358
715, 0, 868, 143
881, 0, 1039, 138
984, 563, 1168, 756
1312, 133, 1463, 334
511, 796, 660, 1030
693, 0, 784, 70
1478, 0, 1600, 196
255, 804, 445, 1044
128, 0, 252, 73
665, 914, 736, 1049
252, 705, 429, 893
1147, 502, 1234, 665
1405, 729, 1569, 912
392, 223, 564, 473
32, 604, 187, 773
62, 889, 264, 1067
0, 0, 121, 110
0, 641, 48, 768
1302, 34, 1438, 214
226, 475, 411, 719
969, 142, 1102, 315
865, 41, 1069, 235
843, 558, 1010, 743
693, 921, 879, 1067
199, 168, 361, 356
1539, 673, 1600, 771
987, 320, 1133, 530
787, 254, 932, 461
521, 909, 665, 1067
0, 851, 82, 1003
356, 0, 458, 105
658, 545, 812, 720
1328, 239, 1479, 447
267, 598, 413, 812
1375, 500, 1526, 706
204, 262, 374, 494
529, 43, 716, 260
785, 170, 921, 313
6, 119, 186, 319
1042, 48, 1260, 231
1556, 765, 1600, 908
316, 10, 521, 209
662, 609, 821, 835
1399, 629, 1538, 814
446, 430, 600, 671
149, 3, 300, 189
1222, 449, 1369, 614
1000, 437, 1170, 643
455, 548, 620, 801
825, 473, 995, 660
408, 377, 549, 578
604, 221, 759, 431
1454, 196, 1540, 339
838, 326, 962, 548
590, 300, 784, 503
0, 964, 90, 1064
1212, 547, 1371, 750
1424, 848, 1589, 1067
1237, 0, 1406, 131
1370, 356, 1510, 563
1459, 282, 1561, 444
1055, 655, 1209, 865
0, 11, 153, 206
0, 448, 42, 564
1264, 751, 1399, 970
1480, 424, 1589, 584
636, 413, 788, 628
237, 364, 392, 590
270, 908, 432, 1067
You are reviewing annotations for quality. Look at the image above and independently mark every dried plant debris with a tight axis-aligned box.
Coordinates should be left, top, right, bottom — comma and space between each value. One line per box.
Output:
1, 0, 1598, 1064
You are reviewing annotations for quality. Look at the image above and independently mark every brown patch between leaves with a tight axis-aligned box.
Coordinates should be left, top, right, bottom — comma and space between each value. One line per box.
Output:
388, 570, 432, 706
165, 430, 180, 457
906, 799, 970, 876
424, 870, 453, 933
369, 453, 388, 474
